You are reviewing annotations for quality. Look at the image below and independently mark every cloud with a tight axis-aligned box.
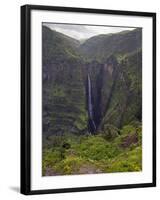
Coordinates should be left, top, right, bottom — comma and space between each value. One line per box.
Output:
43, 23, 135, 40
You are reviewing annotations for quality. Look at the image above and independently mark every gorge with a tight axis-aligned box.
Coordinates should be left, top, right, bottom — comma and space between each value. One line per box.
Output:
42, 25, 142, 175
87, 74, 96, 133
42, 25, 142, 137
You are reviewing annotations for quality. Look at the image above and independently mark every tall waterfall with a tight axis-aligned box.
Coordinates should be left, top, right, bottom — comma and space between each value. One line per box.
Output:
87, 74, 96, 133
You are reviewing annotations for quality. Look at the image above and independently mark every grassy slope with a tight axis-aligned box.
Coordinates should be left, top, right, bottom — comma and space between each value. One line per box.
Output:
43, 123, 142, 175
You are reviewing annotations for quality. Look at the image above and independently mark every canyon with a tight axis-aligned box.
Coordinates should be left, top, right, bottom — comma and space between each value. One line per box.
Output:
42, 25, 142, 175
42, 25, 142, 137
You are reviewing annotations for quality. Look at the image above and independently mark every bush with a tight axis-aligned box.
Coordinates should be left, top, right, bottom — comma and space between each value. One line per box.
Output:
42, 125, 142, 175
106, 147, 142, 172
102, 124, 119, 140
53, 156, 85, 175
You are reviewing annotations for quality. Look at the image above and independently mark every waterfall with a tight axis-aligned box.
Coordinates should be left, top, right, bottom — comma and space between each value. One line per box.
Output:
87, 74, 96, 133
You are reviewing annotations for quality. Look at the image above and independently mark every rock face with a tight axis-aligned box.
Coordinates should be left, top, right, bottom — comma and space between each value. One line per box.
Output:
43, 26, 88, 136
84, 51, 142, 132
99, 50, 142, 130
42, 25, 142, 137
84, 56, 119, 129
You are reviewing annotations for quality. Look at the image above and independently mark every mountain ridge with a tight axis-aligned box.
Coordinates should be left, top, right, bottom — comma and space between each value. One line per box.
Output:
79, 28, 142, 62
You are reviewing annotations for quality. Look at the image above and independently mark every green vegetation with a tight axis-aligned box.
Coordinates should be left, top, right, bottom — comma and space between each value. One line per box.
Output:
43, 123, 142, 175
100, 50, 142, 129
43, 26, 88, 136
42, 25, 142, 176
79, 28, 142, 62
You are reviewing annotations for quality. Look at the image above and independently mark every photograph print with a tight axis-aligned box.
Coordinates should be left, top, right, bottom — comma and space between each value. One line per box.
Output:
42, 23, 142, 176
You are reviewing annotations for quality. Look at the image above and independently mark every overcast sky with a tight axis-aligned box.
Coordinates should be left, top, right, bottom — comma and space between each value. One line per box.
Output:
44, 23, 135, 41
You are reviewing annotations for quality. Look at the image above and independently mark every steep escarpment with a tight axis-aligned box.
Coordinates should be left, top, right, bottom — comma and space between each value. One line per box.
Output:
83, 52, 142, 134
80, 29, 142, 134
84, 56, 119, 131
43, 26, 88, 137
99, 50, 142, 131
43, 26, 142, 136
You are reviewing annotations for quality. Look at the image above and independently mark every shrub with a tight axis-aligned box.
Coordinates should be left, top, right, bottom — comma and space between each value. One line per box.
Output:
102, 124, 119, 140
106, 147, 142, 172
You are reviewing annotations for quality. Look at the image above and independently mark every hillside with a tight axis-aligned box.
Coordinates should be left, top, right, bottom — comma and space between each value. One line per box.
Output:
43, 26, 88, 138
42, 25, 142, 176
43, 26, 81, 64
79, 28, 142, 62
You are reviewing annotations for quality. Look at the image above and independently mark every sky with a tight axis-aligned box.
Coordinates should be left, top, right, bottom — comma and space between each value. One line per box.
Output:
44, 23, 135, 41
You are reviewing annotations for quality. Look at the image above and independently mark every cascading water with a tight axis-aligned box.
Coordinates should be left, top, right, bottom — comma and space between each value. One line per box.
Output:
87, 74, 96, 133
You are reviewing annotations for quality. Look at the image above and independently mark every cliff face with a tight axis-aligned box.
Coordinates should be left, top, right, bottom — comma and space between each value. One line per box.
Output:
99, 51, 142, 130
42, 26, 142, 137
84, 56, 119, 129
43, 26, 88, 136
84, 51, 142, 132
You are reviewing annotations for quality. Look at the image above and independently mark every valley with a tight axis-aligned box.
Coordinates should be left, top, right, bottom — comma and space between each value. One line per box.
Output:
42, 25, 142, 176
